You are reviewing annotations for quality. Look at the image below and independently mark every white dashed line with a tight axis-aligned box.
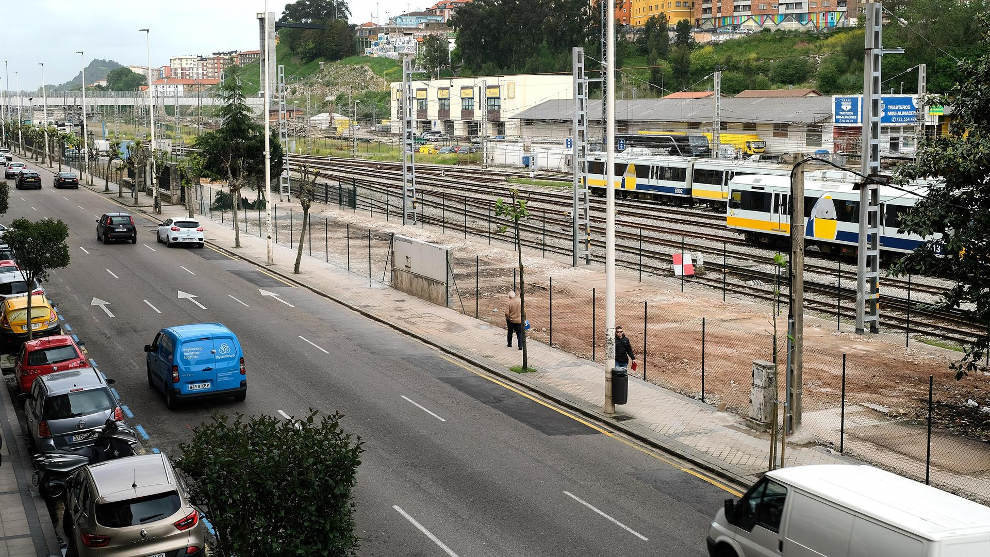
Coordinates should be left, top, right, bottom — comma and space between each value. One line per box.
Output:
179, 265, 195, 275
143, 299, 162, 314
105, 269, 118, 279
277, 410, 292, 420
392, 506, 459, 557
30, 206, 37, 212
401, 396, 446, 422
79, 246, 90, 255
144, 244, 157, 252
563, 491, 649, 541
298, 335, 329, 354
77, 205, 86, 211
62, 196, 69, 200
227, 294, 250, 307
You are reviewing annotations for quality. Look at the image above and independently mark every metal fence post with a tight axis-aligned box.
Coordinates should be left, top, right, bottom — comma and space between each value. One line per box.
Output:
442, 191, 445, 234
926, 374, 933, 485
386, 187, 389, 221
542, 208, 546, 257
274, 204, 277, 243
680, 236, 685, 292
290, 209, 293, 247
701, 317, 706, 402
346, 223, 350, 272
258, 205, 262, 237
368, 229, 372, 287
308, 214, 312, 257
837, 258, 841, 331
513, 268, 516, 292
722, 240, 726, 301
463, 198, 467, 239
475, 255, 479, 319
840, 353, 846, 454
639, 227, 643, 282
549, 276, 553, 347
325, 218, 328, 262
487, 204, 491, 245
643, 301, 648, 380
592, 287, 597, 361
906, 274, 911, 348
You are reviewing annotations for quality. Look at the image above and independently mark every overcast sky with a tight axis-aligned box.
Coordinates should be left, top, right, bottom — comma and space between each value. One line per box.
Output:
2, 0, 423, 91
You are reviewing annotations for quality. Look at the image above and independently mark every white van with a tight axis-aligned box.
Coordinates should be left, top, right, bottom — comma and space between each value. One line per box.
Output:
707, 465, 990, 557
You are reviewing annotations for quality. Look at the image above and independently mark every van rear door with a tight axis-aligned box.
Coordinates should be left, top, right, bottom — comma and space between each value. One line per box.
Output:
211, 335, 241, 391
176, 337, 218, 394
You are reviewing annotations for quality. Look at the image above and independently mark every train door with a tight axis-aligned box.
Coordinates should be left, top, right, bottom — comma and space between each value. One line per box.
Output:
775, 192, 789, 232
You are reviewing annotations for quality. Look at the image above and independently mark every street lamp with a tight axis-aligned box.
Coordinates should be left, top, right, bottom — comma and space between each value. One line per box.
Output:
352, 99, 360, 158
139, 27, 158, 212
76, 51, 91, 186
16, 72, 22, 154
39, 62, 49, 166
1, 59, 6, 148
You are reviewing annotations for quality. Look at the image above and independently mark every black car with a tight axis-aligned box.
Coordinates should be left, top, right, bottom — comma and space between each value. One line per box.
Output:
96, 213, 137, 244
53, 172, 79, 188
15, 171, 41, 190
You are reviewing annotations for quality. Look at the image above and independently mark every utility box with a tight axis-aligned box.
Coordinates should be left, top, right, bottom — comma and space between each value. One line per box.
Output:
750, 360, 777, 425
390, 235, 451, 307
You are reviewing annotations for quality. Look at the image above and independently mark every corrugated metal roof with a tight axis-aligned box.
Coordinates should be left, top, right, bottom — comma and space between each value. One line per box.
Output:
735, 88, 822, 98
513, 97, 834, 124
663, 91, 714, 99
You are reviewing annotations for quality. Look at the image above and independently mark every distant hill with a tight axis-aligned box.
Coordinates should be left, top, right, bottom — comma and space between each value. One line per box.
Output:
53, 59, 124, 91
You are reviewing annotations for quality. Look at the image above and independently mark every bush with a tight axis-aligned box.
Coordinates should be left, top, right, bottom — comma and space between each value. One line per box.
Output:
177, 411, 363, 556
210, 190, 266, 211
771, 57, 813, 85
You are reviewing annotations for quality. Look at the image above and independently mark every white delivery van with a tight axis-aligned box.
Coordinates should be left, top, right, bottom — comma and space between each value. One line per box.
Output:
707, 465, 990, 557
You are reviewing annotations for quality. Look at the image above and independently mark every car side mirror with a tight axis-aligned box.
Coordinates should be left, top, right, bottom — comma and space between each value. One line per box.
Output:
723, 499, 736, 524
143, 344, 152, 353
96, 219, 100, 223
105, 377, 116, 385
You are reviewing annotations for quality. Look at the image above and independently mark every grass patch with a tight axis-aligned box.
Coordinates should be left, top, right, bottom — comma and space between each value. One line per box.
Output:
916, 336, 966, 353
336, 55, 402, 82
510, 365, 538, 374
507, 177, 571, 189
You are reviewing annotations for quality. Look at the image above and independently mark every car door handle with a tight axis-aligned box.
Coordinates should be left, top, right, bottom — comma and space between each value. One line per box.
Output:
202, 367, 213, 371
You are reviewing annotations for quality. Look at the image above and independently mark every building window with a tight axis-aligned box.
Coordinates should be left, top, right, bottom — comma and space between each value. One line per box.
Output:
462, 97, 474, 111
719, 121, 728, 131
743, 122, 757, 132
416, 98, 427, 111
487, 96, 500, 111
773, 123, 788, 138
438, 98, 450, 111
806, 125, 823, 147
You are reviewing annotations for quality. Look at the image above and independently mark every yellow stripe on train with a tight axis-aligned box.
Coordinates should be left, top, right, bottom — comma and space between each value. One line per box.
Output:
726, 215, 790, 234
692, 189, 728, 200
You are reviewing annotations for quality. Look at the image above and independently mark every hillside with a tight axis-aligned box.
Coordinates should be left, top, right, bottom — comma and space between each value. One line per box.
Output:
54, 59, 124, 91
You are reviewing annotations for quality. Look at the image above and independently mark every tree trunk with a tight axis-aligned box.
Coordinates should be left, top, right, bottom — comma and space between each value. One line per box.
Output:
105, 159, 113, 191
294, 210, 308, 274
515, 217, 527, 370
232, 185, 241, 248
25, 288, 33, 342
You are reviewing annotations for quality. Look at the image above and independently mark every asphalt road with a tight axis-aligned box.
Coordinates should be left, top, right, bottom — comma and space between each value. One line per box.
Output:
6, 158, 731, 556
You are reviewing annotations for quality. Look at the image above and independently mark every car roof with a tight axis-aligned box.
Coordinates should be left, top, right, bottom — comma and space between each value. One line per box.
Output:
165, 322, 235, 340
37, 367, 104, 394
0, 260, 17, 267
88, 453, 177, 503
3, 295, 50, 311
57, 171, 76, 176
0, 270, 25, 282
103, 212, 131, 217
767, 465, 990, 540
24, 334, 77, 350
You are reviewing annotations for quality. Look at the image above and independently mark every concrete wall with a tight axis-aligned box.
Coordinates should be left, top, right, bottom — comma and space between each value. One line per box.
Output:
390, 235, 450, 307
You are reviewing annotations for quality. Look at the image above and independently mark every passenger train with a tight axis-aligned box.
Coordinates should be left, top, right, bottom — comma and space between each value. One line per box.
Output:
726, 174, 926, 254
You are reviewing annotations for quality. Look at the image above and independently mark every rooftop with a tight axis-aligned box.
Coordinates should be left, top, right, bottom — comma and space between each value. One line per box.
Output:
663, 91, 714, 99
735, 88, 822, 98
513, 96, 834, 124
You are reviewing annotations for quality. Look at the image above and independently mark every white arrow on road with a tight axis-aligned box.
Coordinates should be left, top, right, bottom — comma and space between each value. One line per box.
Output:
259, 289, 294, 308
177, 290, 206, 309
90, 297, 115, 318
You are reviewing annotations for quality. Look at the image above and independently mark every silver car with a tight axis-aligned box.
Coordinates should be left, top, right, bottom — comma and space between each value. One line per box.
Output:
23, 368, 122, 454
63, 453, 207, 556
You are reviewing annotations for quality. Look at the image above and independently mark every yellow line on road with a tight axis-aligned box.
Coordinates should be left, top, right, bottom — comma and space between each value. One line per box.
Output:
440, 354, 742, 497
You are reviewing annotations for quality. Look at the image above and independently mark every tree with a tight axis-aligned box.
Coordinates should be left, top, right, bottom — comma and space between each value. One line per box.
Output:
104, 139, 121, 192
294, 166, 319, 274
495, 189, 532, 371
674, 19, 692, 47
105, 67, 145, 91
278, 0, 356, 62
894, 19, 990, 379
177, 152, 204, 218
3, 219, 70, 341
644, 14, 670, 91
177, 411, 362, 556
671, 45, 692, 89
421, 35, 448, 79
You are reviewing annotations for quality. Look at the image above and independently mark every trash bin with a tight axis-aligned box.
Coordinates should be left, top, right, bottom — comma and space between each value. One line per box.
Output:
521, 155, 531, 168
611, 367, 628, 405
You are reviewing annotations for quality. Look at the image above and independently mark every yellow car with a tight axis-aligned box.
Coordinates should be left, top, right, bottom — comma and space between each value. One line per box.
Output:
0, 295, 61, 347
418, 144, 438, 155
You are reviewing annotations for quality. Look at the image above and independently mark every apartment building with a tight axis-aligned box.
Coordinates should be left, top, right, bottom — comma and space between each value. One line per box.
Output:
694, 0, 861, 30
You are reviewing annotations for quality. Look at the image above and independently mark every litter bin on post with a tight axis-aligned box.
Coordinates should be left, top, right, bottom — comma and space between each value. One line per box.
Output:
611, 367, 628, 405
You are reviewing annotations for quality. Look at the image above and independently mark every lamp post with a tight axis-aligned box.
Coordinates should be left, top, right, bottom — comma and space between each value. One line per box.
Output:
39, 62, 49, 166
76, 51, 91, 186
16, 72, 21, 155
139, 27, 158, 212
262, 3, 274, 266
352, 99, 360, 158
1, 59, 6, 148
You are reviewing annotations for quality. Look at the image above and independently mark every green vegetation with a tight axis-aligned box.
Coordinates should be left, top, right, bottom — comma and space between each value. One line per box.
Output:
102, 67, 146, 91
916, 337, 966, 354
510, 365, 537, 373
277, 0, 355, 63
336, 55, 402, 82
3, 218, 70, 341
54, 59, 123, 91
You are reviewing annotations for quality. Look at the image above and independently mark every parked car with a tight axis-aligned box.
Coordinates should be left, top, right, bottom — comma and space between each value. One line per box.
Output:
707, 464, 990, 557
157, 218, 204, 248
145, 323, 247, 409
22, 367, 122, 453
53, 171, 79, 188
4, 161, 25, 179
0, 294, 60, 347
15, 170, 41, 189
96, 213, 137, 244
438, 146, 454, 154
0, 259, 17, 273
14, 335, 88, 393
418, 144, 438, 155
63, 453, 207, 556
0, 243, 14, 261
0, 266, 44, 300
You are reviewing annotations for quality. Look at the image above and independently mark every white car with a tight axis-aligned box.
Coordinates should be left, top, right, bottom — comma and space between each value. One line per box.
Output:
157, 218, 204, 248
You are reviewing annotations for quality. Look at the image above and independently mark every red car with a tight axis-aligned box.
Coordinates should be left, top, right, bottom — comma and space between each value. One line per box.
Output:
13, 335, 88, 393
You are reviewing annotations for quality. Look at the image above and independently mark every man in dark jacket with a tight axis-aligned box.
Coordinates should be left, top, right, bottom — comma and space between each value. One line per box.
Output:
615, 325, 636, 370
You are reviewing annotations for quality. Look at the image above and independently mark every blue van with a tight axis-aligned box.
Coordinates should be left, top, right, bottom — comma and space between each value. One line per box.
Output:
144, 323, 246, 409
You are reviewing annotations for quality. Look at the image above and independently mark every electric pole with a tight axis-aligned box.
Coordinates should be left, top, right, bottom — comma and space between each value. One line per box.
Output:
788, 163, 806, 430
713, 70, 721, 159
40, 62, 49, 166
603, 0, 616, 415
262, 5, 274, 265
915, 63, 926, 163
77, 51, 90, 185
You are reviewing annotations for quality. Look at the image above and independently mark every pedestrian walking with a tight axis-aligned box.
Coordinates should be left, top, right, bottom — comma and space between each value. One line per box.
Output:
505, 290, 523, 350
615, 325, 636, 371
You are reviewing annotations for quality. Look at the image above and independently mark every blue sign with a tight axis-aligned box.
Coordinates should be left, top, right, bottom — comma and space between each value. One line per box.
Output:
565, 137, 573, 149
617, 138, 626, 151
833, 95, 919, 126
834, 96, 861, 125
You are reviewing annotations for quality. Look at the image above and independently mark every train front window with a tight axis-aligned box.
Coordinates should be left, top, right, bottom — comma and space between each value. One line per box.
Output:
731, 190, 772, 212
635, 164, 650, 179
884, 204, 910, 228
588, 161, 605, 175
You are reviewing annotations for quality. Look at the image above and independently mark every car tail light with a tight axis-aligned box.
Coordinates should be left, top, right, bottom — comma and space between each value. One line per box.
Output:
113, 406, 124, 421
47, 310, 58, 325
33, 289, 43, 296
81, 533, 111, 548
196, 227, 204, 232
185, 546, 202, 555
239, 357, 246, 375
174, 509, 198, 531
171, 365, 179, 383
38, 420, 51, 438
129, 216, 135, 225
170, 226, 180, 231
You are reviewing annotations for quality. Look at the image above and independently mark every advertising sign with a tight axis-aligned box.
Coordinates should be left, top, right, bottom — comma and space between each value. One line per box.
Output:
833, 95, 920, 126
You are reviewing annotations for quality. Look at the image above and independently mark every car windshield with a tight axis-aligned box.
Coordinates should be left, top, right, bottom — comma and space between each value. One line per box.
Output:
0, 281, 29, 295
28, 345, 78, 366
58, 173, 76, 178
42, 388, 114, 420
0, 265, 17, 273
96, 491, 181, 528
109, 216, 131, 225
174, 221, 199, 228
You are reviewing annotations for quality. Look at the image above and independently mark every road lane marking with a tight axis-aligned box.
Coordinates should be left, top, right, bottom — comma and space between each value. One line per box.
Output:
260, 288, 294, 307
62, 196, 69, 200
563, 491, 648, 541
179, 265, 195, 275
134, 425, 150, 440
105, 268, 118, 279
205, 245, 235, 260
144, 243, 157, 252
79, 246, 90, 255
277, 410, 292, 420
298, 335, 329, 354
18, 196, 24, 201
227, 294, 249, 307
401, 395, 446, 422
438, 354, 742, 497
30, 206, 37, 212
177, 290, 206, 309
392, 506, 458, 557
143, 299, 162, 314
77, 205, 85, 211
121, 405, 134, 419
90, 298, 114, 318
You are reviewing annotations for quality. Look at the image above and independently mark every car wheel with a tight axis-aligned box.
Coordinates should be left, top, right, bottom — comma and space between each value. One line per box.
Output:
156, 231, 162, 243
130, 235, 137, 244
97, 230, 102, 243
715, 544, 738, 557
234, 390, 246, 402
166, 237, 171, 248
165, 387, 178, 410
198, 242, 204, 249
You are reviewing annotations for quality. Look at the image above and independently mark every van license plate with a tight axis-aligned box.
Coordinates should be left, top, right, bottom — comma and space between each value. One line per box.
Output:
188, 382, 211, 391
148, 553, 166, 557
70, 430, 97, 443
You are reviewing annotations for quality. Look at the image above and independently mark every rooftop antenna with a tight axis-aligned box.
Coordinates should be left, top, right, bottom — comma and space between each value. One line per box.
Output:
132, 468, 138, 489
